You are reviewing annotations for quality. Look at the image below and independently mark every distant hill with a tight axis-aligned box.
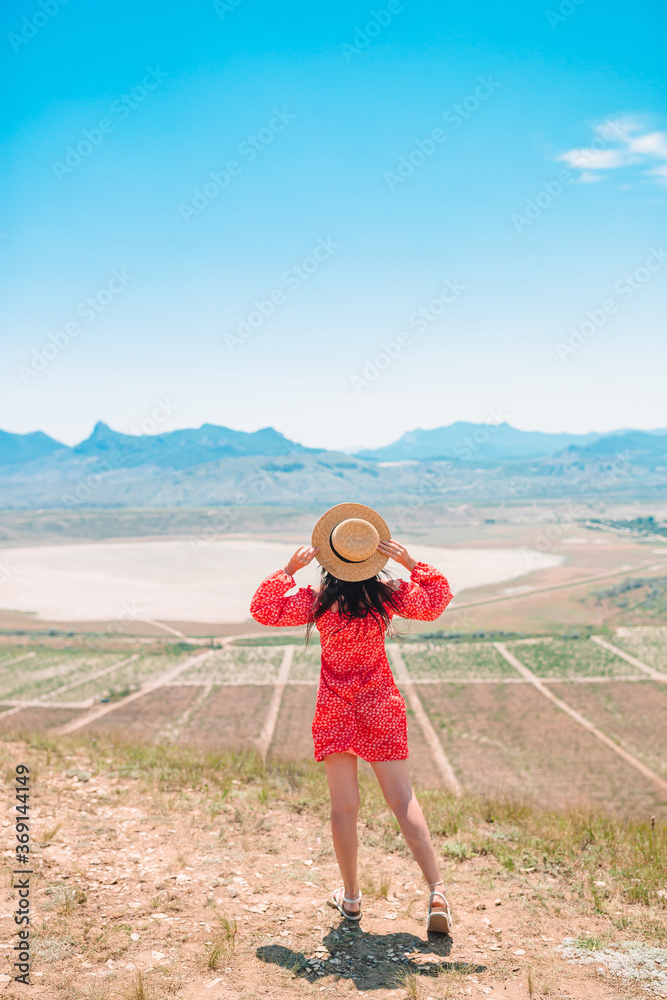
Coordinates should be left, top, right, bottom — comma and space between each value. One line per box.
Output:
0, 428, 65, 467
356, 422, 603, 462
73, 421, 319, 470
0, 420, 665, 508
552, 431, 667, 467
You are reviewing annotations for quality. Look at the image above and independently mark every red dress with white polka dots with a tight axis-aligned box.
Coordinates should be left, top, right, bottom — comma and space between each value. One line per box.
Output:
249, 562, 452, 763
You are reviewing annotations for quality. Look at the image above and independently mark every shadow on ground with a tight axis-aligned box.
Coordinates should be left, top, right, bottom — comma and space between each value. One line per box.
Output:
257, 916, 485, 991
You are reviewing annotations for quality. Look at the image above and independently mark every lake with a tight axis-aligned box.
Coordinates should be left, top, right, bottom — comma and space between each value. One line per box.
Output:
0, 537, 563, 624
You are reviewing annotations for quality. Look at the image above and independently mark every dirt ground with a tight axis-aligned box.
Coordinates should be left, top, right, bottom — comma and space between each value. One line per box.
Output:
0, 736, 664, 1000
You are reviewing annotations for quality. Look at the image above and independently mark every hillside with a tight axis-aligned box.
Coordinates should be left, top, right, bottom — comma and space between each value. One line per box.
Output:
1, 733, 664, 999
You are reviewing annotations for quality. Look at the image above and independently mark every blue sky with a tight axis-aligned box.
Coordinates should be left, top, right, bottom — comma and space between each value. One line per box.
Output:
2, 0, 666, 450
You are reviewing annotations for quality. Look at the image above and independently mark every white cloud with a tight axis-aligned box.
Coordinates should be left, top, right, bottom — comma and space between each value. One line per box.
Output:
626, 131, 667, 158
557, 148, 629, 170
646, 163, 667, 180
593, 117, 641, 140
556, 116, 667, 187
575, 171, 603, 184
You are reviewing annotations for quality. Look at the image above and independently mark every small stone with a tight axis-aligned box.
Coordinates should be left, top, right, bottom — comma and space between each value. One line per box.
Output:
494, 898, 502, 906
513, 949, 526, 956
130, 933, 140, 941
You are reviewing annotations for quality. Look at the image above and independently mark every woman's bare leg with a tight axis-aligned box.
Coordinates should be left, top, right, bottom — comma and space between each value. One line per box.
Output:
323, 752, 361, 912
370, 759, 447, 906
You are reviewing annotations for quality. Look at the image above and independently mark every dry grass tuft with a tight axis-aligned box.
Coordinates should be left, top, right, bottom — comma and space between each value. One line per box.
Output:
113, 970, 158, 1000
40, 822, 61, 844
205, 914, 237, 970
360, 869, 392, 900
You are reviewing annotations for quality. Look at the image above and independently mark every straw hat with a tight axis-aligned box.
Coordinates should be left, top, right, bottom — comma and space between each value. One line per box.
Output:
311, 502, 391, 581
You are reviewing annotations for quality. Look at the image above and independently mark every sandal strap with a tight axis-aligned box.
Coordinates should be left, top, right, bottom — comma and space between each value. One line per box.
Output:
342, 890, 362, 903
429, 890, 449, 904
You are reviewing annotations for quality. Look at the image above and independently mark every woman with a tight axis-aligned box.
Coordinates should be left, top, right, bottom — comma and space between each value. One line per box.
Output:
249, 502, 454, 934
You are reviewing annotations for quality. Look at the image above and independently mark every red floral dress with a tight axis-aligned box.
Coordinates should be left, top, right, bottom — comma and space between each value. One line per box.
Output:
249, 562, 452, 763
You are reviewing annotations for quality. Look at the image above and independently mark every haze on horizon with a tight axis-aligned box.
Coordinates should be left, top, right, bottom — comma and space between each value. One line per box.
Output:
2, 0, 665, 453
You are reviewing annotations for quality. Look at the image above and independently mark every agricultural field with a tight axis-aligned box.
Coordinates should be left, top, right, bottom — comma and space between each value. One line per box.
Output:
0, 643, 201, 706
0, 648, 132, 703
1, 626, 666, 820
401, 642, 517, 680
290, 644, 322, 682
417, 680, 662, 817
503, 637, 643, 679
178, 646, 284, 684
47, 648, 191, 704
611, 626, 667, 671
545, 680, 667, 780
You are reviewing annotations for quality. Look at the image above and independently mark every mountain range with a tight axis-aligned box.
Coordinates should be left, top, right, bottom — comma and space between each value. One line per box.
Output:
0, 420, 665, 508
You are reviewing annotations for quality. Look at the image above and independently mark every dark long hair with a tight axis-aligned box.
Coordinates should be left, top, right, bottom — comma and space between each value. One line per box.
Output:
305, 567, 404, 645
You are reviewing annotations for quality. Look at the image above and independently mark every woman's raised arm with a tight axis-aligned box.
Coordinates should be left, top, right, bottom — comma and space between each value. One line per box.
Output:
249, 545, 319, 627
378, 539, 452, 622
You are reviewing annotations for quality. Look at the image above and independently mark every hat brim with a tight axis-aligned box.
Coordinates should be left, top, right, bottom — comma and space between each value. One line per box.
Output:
312, 502, 391, 582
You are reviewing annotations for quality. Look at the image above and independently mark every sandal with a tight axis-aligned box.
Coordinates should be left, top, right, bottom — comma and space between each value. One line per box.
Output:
329, 887, 362, 921
426, 881, 452, 935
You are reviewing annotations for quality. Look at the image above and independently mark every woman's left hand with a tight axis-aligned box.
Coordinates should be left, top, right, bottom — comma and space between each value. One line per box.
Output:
377, 538, 417, 571
283, 545, 319, 576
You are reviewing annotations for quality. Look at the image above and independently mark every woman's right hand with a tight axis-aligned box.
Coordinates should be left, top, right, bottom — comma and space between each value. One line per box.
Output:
283, 545, 319, 576
377, 538, 417, 571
